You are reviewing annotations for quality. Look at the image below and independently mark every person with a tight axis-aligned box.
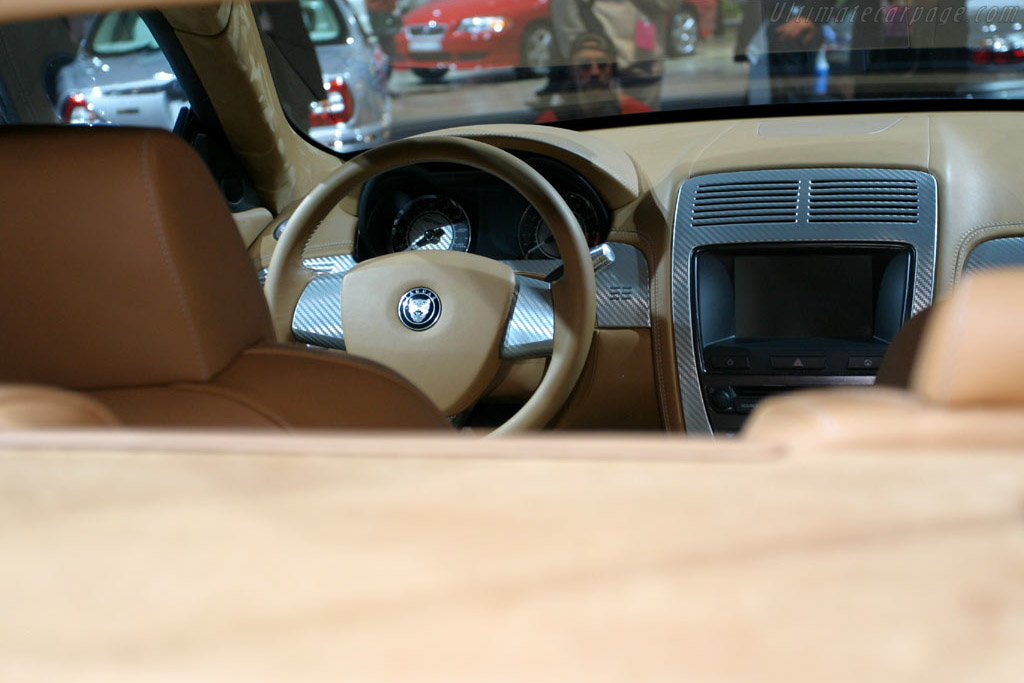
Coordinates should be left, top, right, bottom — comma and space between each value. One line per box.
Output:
535, 32, 653, 122
366, 0, 399, 77
530, 0, 585, 104
531, 0, 671, 111
735, 0, 837, 103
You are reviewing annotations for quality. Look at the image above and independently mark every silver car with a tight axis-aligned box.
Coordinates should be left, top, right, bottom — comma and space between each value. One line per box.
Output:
57, 0, 391, 152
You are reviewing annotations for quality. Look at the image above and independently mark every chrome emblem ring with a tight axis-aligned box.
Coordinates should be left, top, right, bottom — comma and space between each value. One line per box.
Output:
398, 287, 442, 331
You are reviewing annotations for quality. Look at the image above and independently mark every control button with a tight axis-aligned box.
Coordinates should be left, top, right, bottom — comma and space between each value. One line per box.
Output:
848, 356, 884, 370
710, 388, 735, 413
770, 356, 826, 370
711, 355, 750, 371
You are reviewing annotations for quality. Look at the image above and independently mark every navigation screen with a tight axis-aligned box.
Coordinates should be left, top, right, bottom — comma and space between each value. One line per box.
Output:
734, 255, 874, 340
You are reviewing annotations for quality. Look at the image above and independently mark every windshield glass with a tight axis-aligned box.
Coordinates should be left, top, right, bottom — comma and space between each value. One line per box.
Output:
88, 11, 160, 56
251, 0, 1024, 152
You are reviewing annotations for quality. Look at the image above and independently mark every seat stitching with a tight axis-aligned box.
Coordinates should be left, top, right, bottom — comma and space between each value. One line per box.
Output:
951, 221, 1024, 287
169, 383, 290, 429
237, 346, 446, 419
139, 131, 209, 378
241, 346, 421, 388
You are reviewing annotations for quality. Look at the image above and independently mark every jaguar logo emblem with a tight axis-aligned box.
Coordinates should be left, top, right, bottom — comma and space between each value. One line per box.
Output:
398, 287, 442, 331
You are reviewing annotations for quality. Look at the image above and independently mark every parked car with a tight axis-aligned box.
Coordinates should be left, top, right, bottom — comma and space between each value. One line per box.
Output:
394, 0, 718, 83
56, 0, 392, 152
966, 0, 1024, 66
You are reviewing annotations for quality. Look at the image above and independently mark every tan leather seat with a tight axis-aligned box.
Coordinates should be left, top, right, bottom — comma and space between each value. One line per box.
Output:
0, 127, 450, 431
0, 385, 120, 428
744, 268, 1024, 448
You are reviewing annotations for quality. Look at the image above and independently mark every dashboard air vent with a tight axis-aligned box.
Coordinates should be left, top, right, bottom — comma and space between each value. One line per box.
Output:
691, 180, 799, 227
808, 178, 919, 224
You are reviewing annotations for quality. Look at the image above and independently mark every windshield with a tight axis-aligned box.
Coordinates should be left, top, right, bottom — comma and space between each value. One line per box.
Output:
249, 0, 1024, 152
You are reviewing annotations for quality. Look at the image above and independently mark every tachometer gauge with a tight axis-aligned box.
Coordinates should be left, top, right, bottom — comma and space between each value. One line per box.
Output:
391, 195, 471, 253
518, 192, 601, 259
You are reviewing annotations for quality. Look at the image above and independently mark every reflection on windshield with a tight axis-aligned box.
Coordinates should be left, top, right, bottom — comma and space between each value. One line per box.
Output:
3, 1, 1022, 151
367, 0, 1024, 141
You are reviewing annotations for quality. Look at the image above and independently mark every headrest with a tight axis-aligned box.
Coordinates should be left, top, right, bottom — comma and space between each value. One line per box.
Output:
911, 268, 1024, 407
0, 127, 272, 390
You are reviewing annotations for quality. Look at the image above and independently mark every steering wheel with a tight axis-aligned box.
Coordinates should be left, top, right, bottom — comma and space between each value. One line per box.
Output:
264, 136, 596, 435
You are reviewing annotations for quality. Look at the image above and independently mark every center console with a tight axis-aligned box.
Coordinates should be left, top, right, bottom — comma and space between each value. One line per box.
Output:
672, 169, 938, 435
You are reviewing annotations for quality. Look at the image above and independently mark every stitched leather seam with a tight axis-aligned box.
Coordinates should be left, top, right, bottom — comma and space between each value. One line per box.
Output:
951, 221, 1024, 286
427, 131, 640, 195
171, 383, 290, 428
239, 346, 444, 415
140, 132, 209, 378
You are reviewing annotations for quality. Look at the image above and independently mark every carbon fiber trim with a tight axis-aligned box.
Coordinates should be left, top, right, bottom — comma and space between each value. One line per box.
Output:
672, 168, 938, 435
963, 236, 1024, 274
292, 273, 347, 350
504, 243, 651, 328
287, 243, 651, 354
502, 276, 554, 359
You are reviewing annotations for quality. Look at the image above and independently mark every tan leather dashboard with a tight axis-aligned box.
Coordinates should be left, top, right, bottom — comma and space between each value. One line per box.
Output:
247, 111, 1024, 432
413, 112, 1024, 430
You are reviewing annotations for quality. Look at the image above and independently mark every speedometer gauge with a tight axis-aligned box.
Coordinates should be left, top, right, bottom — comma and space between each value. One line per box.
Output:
518, 192, 601, 259
391, 195, 471, 253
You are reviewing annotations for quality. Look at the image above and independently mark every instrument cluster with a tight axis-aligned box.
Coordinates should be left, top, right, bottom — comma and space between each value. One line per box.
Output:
355, 154, 610, 262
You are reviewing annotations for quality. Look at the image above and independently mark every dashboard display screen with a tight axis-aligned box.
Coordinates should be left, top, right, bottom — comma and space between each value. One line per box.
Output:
734, 255, 874, 339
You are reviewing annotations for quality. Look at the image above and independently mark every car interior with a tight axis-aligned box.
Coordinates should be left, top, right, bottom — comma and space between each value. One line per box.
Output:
1, 0, 1023, 679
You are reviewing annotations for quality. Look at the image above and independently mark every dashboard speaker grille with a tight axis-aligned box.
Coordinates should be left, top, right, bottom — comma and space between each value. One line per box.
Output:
808, 178, 919, 224
691, 180, 799, 226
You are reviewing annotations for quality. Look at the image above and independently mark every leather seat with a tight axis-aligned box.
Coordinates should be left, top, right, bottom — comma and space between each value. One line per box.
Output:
0, 127, 450, 431
0, 385, 120, 428
743, 268, 1024, 448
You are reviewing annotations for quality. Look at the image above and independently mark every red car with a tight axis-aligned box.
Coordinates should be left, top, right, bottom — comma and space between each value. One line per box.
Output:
395, 0, 718, 83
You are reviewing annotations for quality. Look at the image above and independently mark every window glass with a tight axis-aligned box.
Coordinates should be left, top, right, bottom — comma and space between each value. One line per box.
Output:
89, 11, 159, 56
0, 12, 189, 130
302, 0, 350, 43
255, 0, 391, 152
255, 0, 1024, 156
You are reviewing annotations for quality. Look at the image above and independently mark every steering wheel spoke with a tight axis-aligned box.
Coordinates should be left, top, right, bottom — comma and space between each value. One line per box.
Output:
502, 274, 554, 360
292, 271, 348, 351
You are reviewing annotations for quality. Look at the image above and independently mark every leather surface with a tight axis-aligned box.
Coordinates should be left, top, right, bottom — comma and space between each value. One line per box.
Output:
163, 2, 342, 214
553, 329, 663, 429
912, 268, 1024, 407
342, 251, 516, 416
212, 345, 452, 430
1, 431, 1022, 681
0, 385, 119, 428
421, 125, 642, 209
0, 126, 273, 389
88, 345, 451, 430
743, 386, 1024, 447
0, 127, 448, 431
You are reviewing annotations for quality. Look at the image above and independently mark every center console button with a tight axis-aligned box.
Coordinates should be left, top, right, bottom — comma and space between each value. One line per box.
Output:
710, 388, 735, 412
770, 356, 826, 370
711, 355, 750, 370
847, 356, 883, 370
